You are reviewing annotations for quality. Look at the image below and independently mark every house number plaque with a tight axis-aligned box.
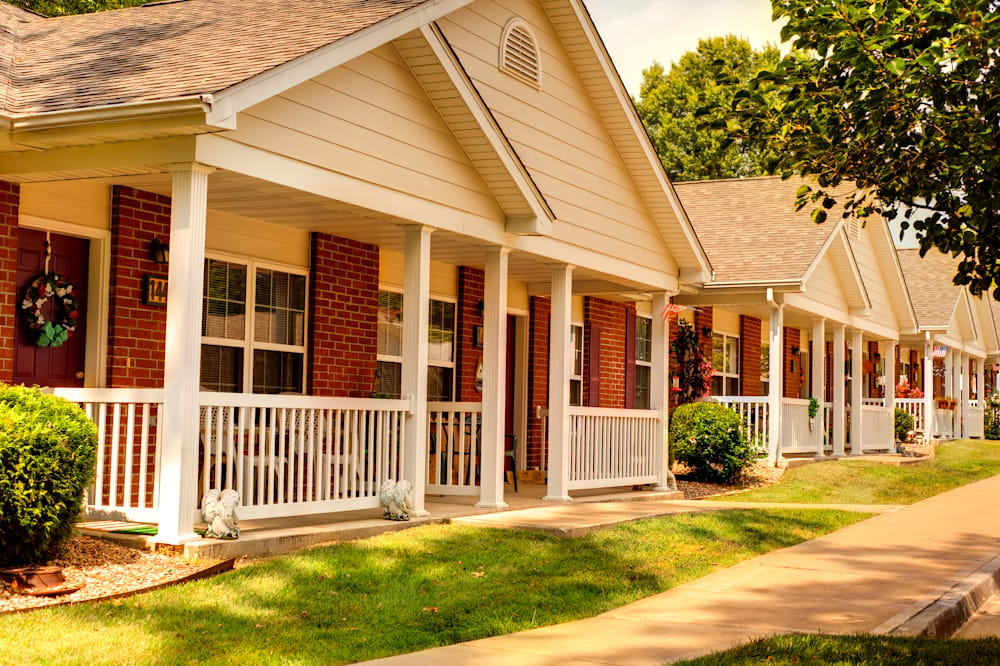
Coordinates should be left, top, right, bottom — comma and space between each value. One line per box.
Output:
144, 276, 168, 306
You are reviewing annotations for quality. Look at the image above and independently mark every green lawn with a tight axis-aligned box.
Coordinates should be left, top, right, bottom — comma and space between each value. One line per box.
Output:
676, 633, 1000, 665
0, 509, 863, 665
733, 439, 1000, 505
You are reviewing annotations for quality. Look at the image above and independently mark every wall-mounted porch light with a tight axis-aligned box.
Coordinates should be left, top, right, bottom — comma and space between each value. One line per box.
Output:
701, 326, 712, 337
150, 238, 170, 264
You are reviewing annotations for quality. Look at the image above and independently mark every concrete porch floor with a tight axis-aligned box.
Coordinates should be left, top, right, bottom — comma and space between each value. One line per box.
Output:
79, 482, 684, 561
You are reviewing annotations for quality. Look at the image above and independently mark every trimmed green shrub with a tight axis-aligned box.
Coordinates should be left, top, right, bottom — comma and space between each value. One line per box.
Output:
894, 408, 914, 442
670, 401, 757, 483
0, 384, 97, 567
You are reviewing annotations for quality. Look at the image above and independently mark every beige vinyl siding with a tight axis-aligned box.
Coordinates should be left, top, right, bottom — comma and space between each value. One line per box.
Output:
803, 254, 850, 313
206, 210, 310, 268
380, 249, 459, 298
20, 181, 110, 231
712, 309, 741, 337
853, 225, 899, 331
438, 0, 678, 276
227, 46, 505, 226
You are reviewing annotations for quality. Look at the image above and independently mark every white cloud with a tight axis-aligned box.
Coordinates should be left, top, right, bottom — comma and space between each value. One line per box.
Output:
585, 0, 784, 96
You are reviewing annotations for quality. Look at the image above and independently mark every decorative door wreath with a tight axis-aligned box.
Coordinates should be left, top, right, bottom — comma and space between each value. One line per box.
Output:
21, 273, 79, 348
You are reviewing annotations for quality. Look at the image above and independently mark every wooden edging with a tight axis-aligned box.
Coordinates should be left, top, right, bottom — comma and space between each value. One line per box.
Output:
0, 558, 237, 616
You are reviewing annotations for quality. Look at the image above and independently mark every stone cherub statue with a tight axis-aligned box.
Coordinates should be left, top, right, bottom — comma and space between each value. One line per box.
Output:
201, 488, 241, 539
379, 479, 413, 521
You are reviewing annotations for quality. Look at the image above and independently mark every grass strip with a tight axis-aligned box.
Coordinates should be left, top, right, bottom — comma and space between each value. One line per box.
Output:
733, 439, 1000, 505
0, 508, 865, 665
676, 632, 1000, 665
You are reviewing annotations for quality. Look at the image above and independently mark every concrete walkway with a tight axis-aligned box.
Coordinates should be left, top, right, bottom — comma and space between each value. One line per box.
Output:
361, 473, 1000, 665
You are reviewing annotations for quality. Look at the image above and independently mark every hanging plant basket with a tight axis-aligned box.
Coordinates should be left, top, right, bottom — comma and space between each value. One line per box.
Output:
20, 273, 78, 348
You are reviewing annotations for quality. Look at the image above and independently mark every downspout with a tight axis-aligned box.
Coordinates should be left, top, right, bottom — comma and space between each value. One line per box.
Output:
766, 288, 784, 466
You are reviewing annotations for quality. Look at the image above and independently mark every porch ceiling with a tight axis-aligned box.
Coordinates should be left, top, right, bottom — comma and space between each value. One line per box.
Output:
102, 170, 653, 299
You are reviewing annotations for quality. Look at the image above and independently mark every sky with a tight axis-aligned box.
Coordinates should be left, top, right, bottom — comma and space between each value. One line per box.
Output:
584, 0, 785, 97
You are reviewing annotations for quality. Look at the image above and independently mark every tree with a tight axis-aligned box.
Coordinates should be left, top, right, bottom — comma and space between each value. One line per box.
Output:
729, 0, 1000, 296
6, 0, 147, 16
635, 36, 781, 181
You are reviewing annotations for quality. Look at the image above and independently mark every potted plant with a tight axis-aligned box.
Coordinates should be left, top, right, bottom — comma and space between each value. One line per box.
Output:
937, 396, 956, 410
808, 397, 820, 431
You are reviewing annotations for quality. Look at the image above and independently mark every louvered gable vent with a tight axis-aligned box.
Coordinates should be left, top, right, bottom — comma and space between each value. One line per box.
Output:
500, 19, 540, 88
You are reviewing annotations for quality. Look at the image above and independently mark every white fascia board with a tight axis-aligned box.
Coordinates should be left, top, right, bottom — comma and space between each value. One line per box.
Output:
876, 219, 920, 330
418, 23, 554, 235
206, 0, 475, 126
514, 234, 679, 293
560, 0, 712, 278
9, 96, 224, 144
845, 316, 900, 341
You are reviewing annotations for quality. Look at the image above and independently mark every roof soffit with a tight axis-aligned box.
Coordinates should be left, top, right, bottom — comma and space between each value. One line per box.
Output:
393, 24, 554, 235
538, 0, 711, 280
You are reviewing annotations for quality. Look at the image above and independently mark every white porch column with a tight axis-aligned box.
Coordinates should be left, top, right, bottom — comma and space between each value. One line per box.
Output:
832, 325, 846, 456
923, 336, 936, 438
157, 164, 213, 545
651, 292, 676, 491
959, 352, 969, 438
477, 247, 510, 509
811, 318, 826, 456
767, 300, 784, 465
544, 264, 573, 501
849, 329, 863, 455
401, 226, 432, 516
884, 340, 896, 415
977, 358, 986, 405
945, 348, 956, 438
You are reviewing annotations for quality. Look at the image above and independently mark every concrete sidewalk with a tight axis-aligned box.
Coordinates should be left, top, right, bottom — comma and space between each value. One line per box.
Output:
361, 473, 1000, 665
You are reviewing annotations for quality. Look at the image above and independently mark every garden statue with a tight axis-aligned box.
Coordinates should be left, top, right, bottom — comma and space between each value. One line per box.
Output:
379, 479, 413, 521
201, 489, 241, 539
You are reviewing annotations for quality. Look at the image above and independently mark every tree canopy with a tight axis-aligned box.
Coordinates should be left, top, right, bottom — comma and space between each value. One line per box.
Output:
730, 0, 1000, 296
635, 36, 781, 181
6, 0, 146, 16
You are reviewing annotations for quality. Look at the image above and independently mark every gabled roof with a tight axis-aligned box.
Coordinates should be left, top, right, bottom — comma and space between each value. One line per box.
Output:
673, 176, 851, 284
0, 0, 437, 114
896, 248, 964, 329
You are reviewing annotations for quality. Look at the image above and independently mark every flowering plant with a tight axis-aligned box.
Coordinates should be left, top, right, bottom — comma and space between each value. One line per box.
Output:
895, 380, 923, 399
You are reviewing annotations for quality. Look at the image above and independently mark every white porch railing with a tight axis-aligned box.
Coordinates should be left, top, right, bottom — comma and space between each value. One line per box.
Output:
860, 405, 894, 452
968, 405, 985, 438
53, 388, 164, 523
781, 398, 813, 454
715, 396, 769, 454
896, 398, 925, 432
862, 398, 885, 407
567, 406, 660, 490
198, 393, 410, 520
426, 402, 482, 496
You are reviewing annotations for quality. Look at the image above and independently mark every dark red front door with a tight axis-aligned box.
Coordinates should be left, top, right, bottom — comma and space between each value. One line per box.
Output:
14, 228, 89, 387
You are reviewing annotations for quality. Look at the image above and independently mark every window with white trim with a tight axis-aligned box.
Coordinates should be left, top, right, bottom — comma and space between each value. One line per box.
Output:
570, 323, 584, 406
376, 289, 456, 401
635, 315, 652, 409
200, 258, 307, 394
711, 332, 740, 396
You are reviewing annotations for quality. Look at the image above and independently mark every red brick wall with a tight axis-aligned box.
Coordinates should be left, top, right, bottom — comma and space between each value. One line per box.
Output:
583, 297, 630, 408
0, 182, 18, 383
783, 327, 802, 398
108, 186, 170, 388
456, 267, 484, 402
868, 340, 881, 397
527, 296, 550, 470
694, 306, 714, 363
308, 233, 378, 397
739, 315, 762, 396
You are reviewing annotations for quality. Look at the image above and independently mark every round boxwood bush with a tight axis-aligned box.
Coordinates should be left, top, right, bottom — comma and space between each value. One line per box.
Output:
894, 408, 914, 443
0, 384, 97, 567
670, 401, 757, 483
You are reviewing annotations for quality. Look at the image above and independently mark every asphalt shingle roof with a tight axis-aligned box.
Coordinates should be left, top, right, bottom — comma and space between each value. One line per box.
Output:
672, 176, 844, 284
896, 248, 963, 328
1, 0, 428, 114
